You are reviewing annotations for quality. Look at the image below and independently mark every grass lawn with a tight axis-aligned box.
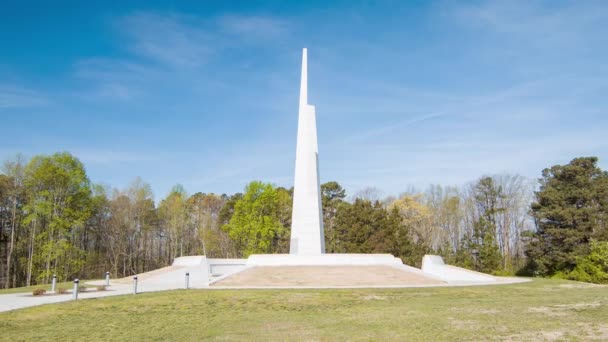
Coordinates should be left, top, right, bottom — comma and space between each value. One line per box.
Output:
1, 278, 606, 341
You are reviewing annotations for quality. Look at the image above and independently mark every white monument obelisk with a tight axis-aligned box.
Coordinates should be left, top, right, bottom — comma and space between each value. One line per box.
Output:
289, 48, 325, 255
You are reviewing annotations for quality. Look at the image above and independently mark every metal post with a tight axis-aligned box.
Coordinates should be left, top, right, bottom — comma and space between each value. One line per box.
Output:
73, 279, 79, 300
105, 271, 110, 286
185, 272, 190, 289
133, 276, 138, 295
51, 274, 57, 293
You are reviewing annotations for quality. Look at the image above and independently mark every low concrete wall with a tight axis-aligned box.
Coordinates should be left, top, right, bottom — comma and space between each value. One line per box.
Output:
115, 256, 212, 290
172, 256, 207, 267
421, 255, 496, 283
208, 258, 247, 277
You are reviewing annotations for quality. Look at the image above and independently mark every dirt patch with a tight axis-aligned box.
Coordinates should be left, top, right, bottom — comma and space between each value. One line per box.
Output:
528, 306, 567, 317
559, 283, 605, 289
537, 331, 564, 341
528, 302, 603, 317
504, 324, 608, 341
211, 266, 445, 287
448, 318, 478, 330
554, 302, 601, 309
362, 295, 389, 301
503, 330, 564, 341
450, 307, 499, 315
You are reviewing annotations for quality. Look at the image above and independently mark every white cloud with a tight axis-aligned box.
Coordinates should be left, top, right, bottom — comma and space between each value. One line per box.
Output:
72, 12, 290, 101
217, 15, 288, 39
0, 84, 48, 108
117, 12, 214, 68
115, 12, 288, 69
74, 149, 160, 164
447, 0, 608, 48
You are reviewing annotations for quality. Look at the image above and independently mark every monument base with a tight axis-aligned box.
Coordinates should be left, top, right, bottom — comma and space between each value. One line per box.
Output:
93, 254, 527, 291
246, 253, 403, 266
421, 255, 497, 282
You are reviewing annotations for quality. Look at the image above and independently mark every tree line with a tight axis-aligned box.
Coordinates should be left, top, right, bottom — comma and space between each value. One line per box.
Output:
0, 153, 606, 288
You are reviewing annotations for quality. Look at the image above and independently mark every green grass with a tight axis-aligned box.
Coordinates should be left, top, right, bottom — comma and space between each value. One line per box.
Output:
1, 279, 607, 341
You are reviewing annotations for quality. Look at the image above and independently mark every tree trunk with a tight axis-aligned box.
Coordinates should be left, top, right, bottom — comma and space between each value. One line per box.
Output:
26, 218, 37, 287
5, 198, 17, 288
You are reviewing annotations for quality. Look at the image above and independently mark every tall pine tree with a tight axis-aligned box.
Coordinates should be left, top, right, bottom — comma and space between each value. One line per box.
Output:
525, 157, 608, 276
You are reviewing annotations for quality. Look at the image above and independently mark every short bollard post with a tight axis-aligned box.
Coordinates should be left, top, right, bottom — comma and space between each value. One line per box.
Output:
51, 274, 57, 293
105, 271, 110, 286
73, 279, 79, 300
133, 276, 138, 295
185, 272, 190, 289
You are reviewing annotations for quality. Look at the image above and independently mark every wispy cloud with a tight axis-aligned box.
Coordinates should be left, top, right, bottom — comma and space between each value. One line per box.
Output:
0, 84, 49, 108
115, 12, 289, 69
217, 15, 288, 39
74, 12, 290, 101
446, 0, 608, 49
74, 58, 155, 100
74, 149, 160, 164
117, 12, 215, 68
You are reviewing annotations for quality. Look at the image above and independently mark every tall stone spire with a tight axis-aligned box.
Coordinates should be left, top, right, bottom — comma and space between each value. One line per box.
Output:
299, 48, 308, 107
290, 48, 325, 255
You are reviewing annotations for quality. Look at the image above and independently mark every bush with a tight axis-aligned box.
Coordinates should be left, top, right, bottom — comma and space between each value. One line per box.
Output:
567, 241, 608, 284
32, 288, 46, 296
56, 287, 68, 294
492, 269, 515, 277
96, 285, 107, 291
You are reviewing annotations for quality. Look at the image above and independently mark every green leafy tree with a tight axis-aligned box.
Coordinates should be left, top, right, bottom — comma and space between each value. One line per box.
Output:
158, 185, 188, 260
525, 157, 608, 277
23, 152, 92, 284
219, 193, 243, 225
334, 199, 383, 253
186, 192, 230, 258
274, 187, 293, 253
334, 199, 420, 265
321, 181, 346, 253
472, 177, 506, 273
476, 218, 502, 273
222, 181, 284, 257
567, 240, 608, 283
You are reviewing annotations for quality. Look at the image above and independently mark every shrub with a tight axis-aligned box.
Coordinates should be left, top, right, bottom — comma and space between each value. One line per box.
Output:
96, 285, 107, 291
32, 288, 46, 296
567, 241, 608, 284
492, 269, 515, 277
56, 287, 68, 294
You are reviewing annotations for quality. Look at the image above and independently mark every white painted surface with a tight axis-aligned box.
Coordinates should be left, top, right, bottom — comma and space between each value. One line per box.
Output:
207, 258, 247, 277
125, 256, 212, 291
172, 255, 207, 267
290, 48, 325, 255
421, 255, 497, 283
247, 253, 403, 266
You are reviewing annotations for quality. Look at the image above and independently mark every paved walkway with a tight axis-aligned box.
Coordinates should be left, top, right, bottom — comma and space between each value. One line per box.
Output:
0, 271, 529, 313
0, 283, 133, 312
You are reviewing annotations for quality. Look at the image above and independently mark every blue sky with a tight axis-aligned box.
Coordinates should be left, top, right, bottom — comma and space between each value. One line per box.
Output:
1, 0, 607, 200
